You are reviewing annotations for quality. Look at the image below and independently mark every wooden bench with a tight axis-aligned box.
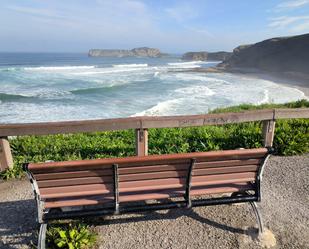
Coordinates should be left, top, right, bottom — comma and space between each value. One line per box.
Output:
24, 147, 272, 248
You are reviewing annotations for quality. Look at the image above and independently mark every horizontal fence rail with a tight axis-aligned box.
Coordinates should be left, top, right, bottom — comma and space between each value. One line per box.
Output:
0, 108, 308, 137
0, 108, 308, 171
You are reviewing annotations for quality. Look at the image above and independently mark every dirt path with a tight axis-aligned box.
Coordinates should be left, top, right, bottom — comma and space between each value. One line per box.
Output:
0, 155, 308, 249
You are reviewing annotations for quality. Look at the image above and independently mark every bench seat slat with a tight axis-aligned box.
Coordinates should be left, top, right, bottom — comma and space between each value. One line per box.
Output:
41, 184, 113, 198
33, 159, 261, 181
44, 196, 114, 209
43, 183, 253, 208
40, 172, 256, 199
36, 165, 259, 188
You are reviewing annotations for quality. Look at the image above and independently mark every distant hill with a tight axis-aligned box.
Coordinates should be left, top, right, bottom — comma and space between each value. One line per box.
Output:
182, 51, 232, 61
88, 47, 166, 57
219, 33, 309, 75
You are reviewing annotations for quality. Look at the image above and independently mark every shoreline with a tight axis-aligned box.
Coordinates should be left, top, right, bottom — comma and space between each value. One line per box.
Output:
187, 67, 309, 98
230, 70, 309, 98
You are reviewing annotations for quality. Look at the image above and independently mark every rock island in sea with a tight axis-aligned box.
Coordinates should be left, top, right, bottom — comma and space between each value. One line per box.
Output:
88, 47, 167, 58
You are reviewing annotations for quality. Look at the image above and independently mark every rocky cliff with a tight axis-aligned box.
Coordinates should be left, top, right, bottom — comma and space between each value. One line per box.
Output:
182, 51, 232, 61
88, 47, 165, 57
219, 33, 309, 75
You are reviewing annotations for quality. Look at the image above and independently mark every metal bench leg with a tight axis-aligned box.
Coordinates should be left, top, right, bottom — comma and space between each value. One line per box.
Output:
250, 202, 264, 235
38, 223, 47, 249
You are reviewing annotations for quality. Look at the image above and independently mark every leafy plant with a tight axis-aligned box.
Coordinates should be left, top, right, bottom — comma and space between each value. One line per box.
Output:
0, 164, 23, 180
46, 223, 97, 249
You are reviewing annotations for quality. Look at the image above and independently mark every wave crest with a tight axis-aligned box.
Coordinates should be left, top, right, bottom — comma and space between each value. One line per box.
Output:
133, 98, 183, 116
112, 63, 148, 68
175, 85, 215, 96
23, 66, 96, 71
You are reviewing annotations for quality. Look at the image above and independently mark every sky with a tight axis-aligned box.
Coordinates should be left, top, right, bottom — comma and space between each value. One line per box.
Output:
0, 0, 309, 53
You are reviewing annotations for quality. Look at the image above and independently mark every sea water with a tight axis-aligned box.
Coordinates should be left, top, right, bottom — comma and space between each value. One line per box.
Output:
0, 52, 306, 123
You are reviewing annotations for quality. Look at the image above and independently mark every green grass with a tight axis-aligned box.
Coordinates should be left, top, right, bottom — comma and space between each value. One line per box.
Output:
1, 99, 308, 180
209, 99, 309, 113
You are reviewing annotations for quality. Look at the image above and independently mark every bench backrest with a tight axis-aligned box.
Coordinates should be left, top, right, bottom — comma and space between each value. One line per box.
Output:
27, 148, 268, 209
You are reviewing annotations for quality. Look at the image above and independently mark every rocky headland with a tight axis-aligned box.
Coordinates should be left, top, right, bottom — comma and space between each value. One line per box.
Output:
218, 33, 309, 76
182, 51, 231, 61
186, 33, 309, 96
88, 47, 166, 57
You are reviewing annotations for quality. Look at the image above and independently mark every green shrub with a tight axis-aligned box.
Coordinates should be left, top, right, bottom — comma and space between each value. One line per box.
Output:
274, 119, 309, 155
46, 223, 97, 249
209, 99, 309, 113
0, 164, 23, 180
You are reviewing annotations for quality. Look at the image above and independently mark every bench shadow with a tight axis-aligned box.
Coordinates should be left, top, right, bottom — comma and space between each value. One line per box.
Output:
0, 199, 37, 249
0, 199, 253, 248
87, 204, 248, 235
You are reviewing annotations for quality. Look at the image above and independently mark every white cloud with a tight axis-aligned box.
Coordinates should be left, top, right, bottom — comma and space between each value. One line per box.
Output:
269, 15, 309, 28
290, 20, 309, 32
4, 1, 156, 36
6, 5, 66, 19
165, 4, 198, 23
2, 0, 221, 52
268, 0, 309, 33
269, 15, 309, 27
184, 26, 214, 38
276, 0, 309, 10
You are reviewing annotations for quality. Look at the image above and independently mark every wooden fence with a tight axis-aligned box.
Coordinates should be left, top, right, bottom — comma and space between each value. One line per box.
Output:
0, 108, 308, 171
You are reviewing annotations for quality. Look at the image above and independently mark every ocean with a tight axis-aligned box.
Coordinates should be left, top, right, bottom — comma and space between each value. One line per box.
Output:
0, 52, 306, 123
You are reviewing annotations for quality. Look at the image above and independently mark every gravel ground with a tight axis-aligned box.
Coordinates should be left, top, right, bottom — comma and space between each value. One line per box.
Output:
0, 155, 308, 249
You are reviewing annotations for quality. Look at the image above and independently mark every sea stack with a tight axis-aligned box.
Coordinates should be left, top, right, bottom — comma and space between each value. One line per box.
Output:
88, 47, 166, 57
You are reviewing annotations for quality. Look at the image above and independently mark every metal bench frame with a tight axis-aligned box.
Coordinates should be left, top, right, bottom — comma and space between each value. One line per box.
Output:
24, 148, 273, 249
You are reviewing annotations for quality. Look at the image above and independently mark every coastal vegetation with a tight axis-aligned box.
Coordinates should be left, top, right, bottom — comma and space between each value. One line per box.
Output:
1, 99, 308, 180
46, 222, 97, 249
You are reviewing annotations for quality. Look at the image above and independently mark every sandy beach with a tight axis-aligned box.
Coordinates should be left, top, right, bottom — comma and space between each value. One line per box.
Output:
189, 67, 309, 98
232, 71, 309, 98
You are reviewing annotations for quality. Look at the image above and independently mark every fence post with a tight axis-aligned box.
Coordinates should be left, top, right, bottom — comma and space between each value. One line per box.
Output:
0, 137, 14, 171
262, 120, 276, 147
135, 129, 148, 156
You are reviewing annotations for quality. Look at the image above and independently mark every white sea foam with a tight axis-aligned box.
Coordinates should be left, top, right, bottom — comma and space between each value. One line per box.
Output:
0, 67, 19, 72
134, 86, 216, 117
174, 85, 215, 96
257, 89, 270, 105
71, 67, 150, 75
167, 61, 220, 69
112, 63, 148, 68
159, 72, 230, 84
133, 98, 184, 116
168, 61, 204, 66
167, 61, 202, 69
23, 65, 96, 71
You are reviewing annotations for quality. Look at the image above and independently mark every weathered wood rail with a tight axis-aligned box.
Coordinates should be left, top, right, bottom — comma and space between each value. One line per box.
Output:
0, 108, 308, 171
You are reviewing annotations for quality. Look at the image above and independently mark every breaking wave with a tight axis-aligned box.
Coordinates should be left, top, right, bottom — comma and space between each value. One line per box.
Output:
174, 85, 215, 96
23, 66, 96, 71
133, 98, 184, 116
112, 63, 148, 68
70, 85, 122, 95
0, 93, 31, 102
257, 89, 270, 105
